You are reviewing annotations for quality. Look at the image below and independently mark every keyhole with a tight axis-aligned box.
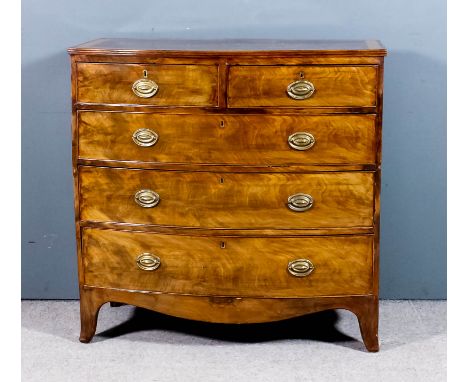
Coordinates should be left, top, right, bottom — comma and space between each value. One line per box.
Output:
220, 120, 225, 128
143, 70, 148, 78
220, 241, 226, 249
299, 71, 305, 79
219, 177, 224, 184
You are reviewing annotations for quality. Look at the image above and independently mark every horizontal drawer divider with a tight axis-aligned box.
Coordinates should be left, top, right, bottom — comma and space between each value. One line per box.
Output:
83, 285, 375, 300
74, 103, 379, 114
77, 160, 378, 173
80, 221, 374, 237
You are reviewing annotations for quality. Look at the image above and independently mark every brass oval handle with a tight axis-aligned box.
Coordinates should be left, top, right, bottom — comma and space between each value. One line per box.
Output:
287, 193, 314, 212
136, 253, 161, 271
132, 128, 159, 147
288, 259, 314, 277
134, 189, 160, 208
132, 78, 159, 98
288, 132, 316, 151
287, 80, 315, 100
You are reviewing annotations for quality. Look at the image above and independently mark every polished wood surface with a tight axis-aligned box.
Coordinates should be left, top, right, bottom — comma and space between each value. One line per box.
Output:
79, 286, 379, 351
77, 160, 377, 174
76, 63, 218, 106
79, 222, 374, 237
73, 56, 383, 67
68, 38, 386, 57
82, 228, 373, 297
79, 167, 374, 229
78, 112, 376, 166
228, 65, 377, 108
70, 39, 385, 351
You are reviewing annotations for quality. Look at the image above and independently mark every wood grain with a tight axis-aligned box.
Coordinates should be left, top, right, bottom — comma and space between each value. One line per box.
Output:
78, 112, 376, 166
79, 221, 374, 236
71, 54, 383, 69
69, 39, 386, 351
76, 63, 218, 106
228, 65, 377, 108
82, 228, 373, 297
77, 160, 377, 173
74, 104, 379, 115
78, 286, 379, 351
79, 167, 375, 229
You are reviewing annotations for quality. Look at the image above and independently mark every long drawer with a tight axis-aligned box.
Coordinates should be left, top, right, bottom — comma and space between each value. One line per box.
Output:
228, 65, 378, 107
76, 63, 218, 106
78, 112, 377, 166
82, 228, 374, 297
79, 167, 375, 229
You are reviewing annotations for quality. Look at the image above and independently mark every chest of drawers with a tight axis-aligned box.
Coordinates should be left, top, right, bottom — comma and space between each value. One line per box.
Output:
68, 38, 386, 352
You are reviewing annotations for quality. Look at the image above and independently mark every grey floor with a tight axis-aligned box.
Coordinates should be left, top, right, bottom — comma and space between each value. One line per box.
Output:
22, 300, 446, 382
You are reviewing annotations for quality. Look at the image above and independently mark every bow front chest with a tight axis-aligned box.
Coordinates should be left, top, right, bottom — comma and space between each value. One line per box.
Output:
68, 39, 386, 351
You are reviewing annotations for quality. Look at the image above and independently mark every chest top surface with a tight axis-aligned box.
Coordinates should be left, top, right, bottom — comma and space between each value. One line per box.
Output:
68, 38, 386, 56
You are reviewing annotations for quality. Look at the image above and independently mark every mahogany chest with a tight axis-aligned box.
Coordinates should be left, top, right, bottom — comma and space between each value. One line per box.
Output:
68, 38, 386, 351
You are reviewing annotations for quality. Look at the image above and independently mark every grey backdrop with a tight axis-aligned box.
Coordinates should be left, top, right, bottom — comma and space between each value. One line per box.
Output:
22, 0, 447, 299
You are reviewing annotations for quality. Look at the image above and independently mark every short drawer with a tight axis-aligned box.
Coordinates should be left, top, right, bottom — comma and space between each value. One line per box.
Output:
76, 63, 218, 106
79, 167, 374, 229
228, 65, 378, 108
78, 112, 377, 166
82, 228, 373, 297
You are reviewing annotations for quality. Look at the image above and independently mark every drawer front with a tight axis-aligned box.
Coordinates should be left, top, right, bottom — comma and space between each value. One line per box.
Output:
228, 65, 377, 107
82, 229, 373, 297
78, 112, 376, 166
79, 167, 374, 229
76, 63, 218, 106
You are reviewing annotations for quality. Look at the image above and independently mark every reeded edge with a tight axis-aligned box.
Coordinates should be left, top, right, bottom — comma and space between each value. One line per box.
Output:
67, 38, 387, 56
